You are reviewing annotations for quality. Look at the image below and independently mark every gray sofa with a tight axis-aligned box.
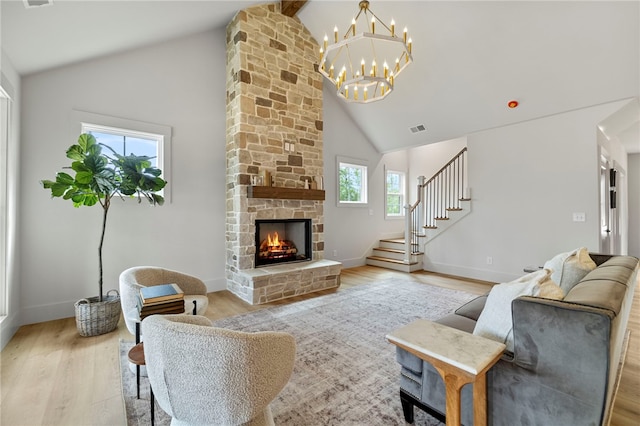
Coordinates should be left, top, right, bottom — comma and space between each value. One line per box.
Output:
395, 254, 639, 426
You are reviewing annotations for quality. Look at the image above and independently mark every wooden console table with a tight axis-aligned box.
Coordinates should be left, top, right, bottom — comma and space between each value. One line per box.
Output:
386, 319, 505, 426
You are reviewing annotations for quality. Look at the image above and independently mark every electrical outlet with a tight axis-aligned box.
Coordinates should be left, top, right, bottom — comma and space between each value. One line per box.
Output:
290, 144, 295, 152
486, 256, 493, 265
284, 142, 290, 151
572, 212, 586, 222
333, 250, 338, 257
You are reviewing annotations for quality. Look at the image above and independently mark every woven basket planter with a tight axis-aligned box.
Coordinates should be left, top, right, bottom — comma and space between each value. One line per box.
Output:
74, 289, 121, 337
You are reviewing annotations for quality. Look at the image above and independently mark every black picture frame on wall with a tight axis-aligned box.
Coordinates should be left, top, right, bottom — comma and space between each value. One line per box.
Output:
610, 168, 617, 188
610, 189, 617, 209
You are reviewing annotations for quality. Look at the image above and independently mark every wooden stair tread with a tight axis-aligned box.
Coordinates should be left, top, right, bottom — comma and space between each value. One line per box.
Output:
374, 247, 404, 254
373, 247, 424, 255
435, 217, 450, 221
379, 238, 405, 244
366, 256, 419, 266
424, 226, 438, 229
446, 207, 463, 211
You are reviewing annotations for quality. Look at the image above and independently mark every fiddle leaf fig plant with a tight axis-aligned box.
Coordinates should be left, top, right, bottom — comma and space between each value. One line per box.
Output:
42, 133, 167, 301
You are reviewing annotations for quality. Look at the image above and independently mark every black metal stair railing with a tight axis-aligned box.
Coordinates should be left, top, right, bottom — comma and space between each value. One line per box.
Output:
404, 148, 468, 263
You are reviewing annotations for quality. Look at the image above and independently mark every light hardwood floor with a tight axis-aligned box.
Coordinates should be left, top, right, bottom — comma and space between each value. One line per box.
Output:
1, 266, 638, 425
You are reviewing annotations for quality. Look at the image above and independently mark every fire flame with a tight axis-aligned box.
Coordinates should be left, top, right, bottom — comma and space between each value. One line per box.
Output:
267, 232, 281, 248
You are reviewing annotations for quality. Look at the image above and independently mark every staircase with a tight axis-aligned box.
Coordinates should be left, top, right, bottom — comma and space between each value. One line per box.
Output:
366, 238, 423, 272
366, 148, 470, 272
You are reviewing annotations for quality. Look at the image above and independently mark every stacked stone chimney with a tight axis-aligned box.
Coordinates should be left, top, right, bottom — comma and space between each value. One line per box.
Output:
225, 3, 340, 304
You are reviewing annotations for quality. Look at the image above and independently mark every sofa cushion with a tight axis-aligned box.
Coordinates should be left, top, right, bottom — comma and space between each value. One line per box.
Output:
564, 280, 627, 317
454, 295, 488, 321
436, 313, 477, 334
396, 347, 423, 374
473, 269, 553, 352
596, 255, 639, 270
543, 247, 596, 293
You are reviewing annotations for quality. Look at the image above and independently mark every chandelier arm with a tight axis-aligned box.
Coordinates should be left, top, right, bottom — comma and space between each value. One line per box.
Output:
368, 10, 394, 35
344, 43, 356, 79
327, 44, 346, 73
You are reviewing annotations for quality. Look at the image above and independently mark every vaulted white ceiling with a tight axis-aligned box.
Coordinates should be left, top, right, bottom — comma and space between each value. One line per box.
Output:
2, 0, 638, 153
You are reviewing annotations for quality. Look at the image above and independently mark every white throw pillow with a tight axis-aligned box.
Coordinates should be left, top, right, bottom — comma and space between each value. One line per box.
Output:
543, 247, 596, 293
473, 269, 553, 352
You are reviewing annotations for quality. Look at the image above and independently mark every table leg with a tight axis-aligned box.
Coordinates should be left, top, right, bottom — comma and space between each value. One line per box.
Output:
136, 364, 140, 399
150, 386, 155, 426
443, 373, 463, 426
473, 373, 488, 426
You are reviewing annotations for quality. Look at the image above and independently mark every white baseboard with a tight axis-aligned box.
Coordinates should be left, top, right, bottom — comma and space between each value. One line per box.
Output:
204, 277, 227, 293
422, 260, 520, 284
21, 299, 76, 325
338, 257, 367, 269
0, 312, 20, 350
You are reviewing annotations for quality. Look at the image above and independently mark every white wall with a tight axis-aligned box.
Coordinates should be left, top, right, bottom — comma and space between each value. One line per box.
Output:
19, 30, 227, 324
422, 100, 630, 283
408, 137, 467, 202
1, 51, 21, 349
322, 89, 406, 267
628, 153, 640, 257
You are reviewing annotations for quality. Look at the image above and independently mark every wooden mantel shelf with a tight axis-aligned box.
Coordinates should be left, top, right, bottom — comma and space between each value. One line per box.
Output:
248, 186, 325, 201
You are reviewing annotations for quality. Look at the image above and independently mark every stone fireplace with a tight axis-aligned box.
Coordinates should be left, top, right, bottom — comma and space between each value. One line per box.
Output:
225, 3, 341, 305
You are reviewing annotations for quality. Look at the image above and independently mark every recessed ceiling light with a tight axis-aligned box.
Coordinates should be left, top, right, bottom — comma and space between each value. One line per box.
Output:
507, 100, 519, 109
23, 0, 53, 9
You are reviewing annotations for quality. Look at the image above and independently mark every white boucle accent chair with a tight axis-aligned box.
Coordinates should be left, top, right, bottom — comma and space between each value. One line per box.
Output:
119, 266, 209, 336
142, 314, 296, 426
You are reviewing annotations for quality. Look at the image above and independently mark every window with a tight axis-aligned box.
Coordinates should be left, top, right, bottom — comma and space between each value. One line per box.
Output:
337, 158, 368, 206
82, 124, 161, 169
385, 169, 405, 218
73, 111, 172, 202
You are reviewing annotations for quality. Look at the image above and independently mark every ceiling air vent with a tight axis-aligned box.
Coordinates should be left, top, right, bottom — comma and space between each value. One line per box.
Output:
409, 124, 427, 134
23, 0, 53, 9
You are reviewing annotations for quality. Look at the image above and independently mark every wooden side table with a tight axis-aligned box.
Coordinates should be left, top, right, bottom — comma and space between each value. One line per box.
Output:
387, 319, 505, 426
128, 342, 155, 426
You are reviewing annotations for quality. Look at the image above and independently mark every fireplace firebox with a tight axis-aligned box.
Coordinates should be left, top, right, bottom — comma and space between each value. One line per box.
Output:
255, 219, 312, 267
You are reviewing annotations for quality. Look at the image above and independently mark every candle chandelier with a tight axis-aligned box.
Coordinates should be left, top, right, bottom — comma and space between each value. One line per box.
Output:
319, 0, 413, 104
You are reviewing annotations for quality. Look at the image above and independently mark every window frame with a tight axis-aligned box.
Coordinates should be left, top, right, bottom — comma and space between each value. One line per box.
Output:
385, 167, 406, 219
0, 85, 10, 317
72, 111, 172, 203
336, 156, 369, 207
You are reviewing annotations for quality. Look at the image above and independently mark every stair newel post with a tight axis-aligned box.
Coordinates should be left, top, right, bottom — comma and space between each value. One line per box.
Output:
404, 202, 412, 264
417, 176, 425, 233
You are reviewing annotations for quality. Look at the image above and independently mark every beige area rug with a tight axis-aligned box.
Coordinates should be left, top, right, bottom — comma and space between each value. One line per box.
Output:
120, 278, 477, 425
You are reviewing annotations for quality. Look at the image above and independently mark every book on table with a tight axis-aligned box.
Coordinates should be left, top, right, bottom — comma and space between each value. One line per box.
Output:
138, 300, 185, 319
139, 283, 184, 304
137, 283, 186, 319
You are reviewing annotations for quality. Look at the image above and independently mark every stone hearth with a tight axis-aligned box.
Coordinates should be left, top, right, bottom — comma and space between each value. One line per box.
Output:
225, 3, 341, 305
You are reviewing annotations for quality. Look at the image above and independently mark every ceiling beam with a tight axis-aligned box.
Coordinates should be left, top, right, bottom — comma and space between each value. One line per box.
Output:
281, 1, 308, 17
